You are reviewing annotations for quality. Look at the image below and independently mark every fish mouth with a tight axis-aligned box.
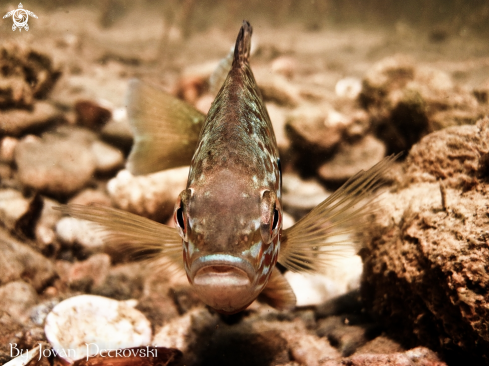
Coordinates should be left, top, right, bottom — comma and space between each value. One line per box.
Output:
189, 254, 258, 313
190, 254, 254, 287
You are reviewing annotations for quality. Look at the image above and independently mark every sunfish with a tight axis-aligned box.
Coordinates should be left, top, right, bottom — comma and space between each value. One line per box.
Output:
58, 21, 395, 314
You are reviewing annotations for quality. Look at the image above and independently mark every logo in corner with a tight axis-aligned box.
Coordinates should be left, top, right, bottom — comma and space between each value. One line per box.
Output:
3, 3, 37, 32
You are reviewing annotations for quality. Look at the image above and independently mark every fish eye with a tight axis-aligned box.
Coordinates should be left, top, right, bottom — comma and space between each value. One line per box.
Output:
176, 206, 185, 229
260, 191, 281, 244
272, 208, 279, 231
173, 196, 187, 240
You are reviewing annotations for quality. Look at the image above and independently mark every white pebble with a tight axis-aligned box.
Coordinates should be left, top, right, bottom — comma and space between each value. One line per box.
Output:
335, 77, 362, 99
56, 217, 105, 248
44, 295, 152, 362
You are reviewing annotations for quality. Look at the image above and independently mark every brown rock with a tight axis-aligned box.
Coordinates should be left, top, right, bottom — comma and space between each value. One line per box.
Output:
285, 103, 344, 175
359, 55, 486, 154
75, 100, 112, 130
14, 126, 97, 197
0, 228, 56, 291
361, 118, 489, 364
0, 43, 61, 109
0, 280, 39, 322
0, 102, 63, 137
0, 312, 23, 358
318, 134, 386, 182
56, 254, 111, 292
343, 347, 447, 366
255, 68, 301, 107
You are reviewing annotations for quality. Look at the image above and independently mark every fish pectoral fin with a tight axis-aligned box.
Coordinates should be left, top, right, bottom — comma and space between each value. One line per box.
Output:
55, 204, 183, 270
126, 79, 206, 175
258, 267, 296, 311
278, 155, 399, 273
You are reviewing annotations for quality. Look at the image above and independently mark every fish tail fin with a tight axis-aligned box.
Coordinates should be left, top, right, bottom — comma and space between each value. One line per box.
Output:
54, 204, 184, 271
232, 20, 252, 68
126, 79, 206, 175
278, 155, 400, 273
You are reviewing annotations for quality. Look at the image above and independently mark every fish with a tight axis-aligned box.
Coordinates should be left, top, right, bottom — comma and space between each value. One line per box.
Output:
57, 21, 396, 314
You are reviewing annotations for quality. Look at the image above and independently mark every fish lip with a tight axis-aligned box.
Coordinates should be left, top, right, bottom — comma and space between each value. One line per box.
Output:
190, 254, 255, 284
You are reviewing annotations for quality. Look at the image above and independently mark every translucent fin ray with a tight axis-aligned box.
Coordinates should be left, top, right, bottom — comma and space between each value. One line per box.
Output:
278, 155, 398, 273
55, 204, 183, 267
126, 79, 206, 175
258, 267, 296, 311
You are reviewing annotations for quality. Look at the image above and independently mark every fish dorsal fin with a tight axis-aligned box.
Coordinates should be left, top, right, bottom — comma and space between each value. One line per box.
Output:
126, 79, 206, 175
258, 267, 296, 311
232, 20, 252, 68
279, 155, 398, 273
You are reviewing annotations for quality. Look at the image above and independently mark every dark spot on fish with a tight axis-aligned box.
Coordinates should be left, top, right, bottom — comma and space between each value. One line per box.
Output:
258, 141, 265, 151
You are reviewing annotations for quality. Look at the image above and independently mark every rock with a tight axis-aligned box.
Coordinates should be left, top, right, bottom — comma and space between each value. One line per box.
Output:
56, 217, 105, 249
195, 94, 214, 114
68, 189, 112, 207
285, 103, 347, 175
0, 189, 30, 231
107, 167, 189, 222
136, 270, 184, 331
91, 262, 144, 300
335, 77, 362, 100
100, 109, 134, 152
270, 56, 297, 79
0, 43, 61, 109
0, 228, 56, 291
153, 308, 218, 365
0, 137, 18, 162
285, 253, 362, 307
29, 299, 60, 327
361, 118, 489, 364
359, 55, 485, 154
330, 347, 447, 366
0, 102, 63, 137
34, 197, 63, 252
266, 102, 290, 153
282, 211, 295, 230
55, 254, 111, 293
0, 281, 38, 323
255, 68, 301, 107
44, 295, 152, 362
75, 100, 112, 130
0, 312, 24, 359
14, 127, 97, 197
318, 134, 386, 182
282, 173, 330, 216
90, 140, 124, 174
354, 335, 405, 355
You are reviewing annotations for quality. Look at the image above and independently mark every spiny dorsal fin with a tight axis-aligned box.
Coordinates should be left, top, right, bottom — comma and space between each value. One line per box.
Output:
232, 20, 252, 68
126, 80, 205, 175
278, 155, 399, 273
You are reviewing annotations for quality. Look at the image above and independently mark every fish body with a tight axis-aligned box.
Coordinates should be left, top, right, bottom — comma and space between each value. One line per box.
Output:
177, 22, 282, 312
58, 21, 395, 314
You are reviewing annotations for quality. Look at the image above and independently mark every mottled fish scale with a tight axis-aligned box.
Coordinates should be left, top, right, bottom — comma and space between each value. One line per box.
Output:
189, 64, 279, 193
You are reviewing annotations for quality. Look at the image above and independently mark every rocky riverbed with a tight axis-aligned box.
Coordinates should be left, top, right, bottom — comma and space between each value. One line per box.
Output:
1, 2, 489, 365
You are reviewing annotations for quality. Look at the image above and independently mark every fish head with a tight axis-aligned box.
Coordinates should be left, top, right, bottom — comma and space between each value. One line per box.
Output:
173, 169, 282, 313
